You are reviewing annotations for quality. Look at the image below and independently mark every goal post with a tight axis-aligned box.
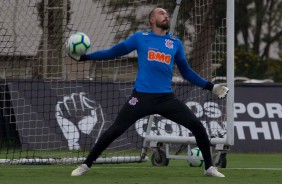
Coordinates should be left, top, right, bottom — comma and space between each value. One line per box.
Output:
226, 0, 235, 146
0, 0, 234, 165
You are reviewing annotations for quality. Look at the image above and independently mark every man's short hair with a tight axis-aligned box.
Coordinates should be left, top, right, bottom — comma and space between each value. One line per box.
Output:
148, 7, 158, 25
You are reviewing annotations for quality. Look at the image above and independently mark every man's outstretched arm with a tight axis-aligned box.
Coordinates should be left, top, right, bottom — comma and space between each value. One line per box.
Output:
80, 42, 131, 61
67, 33, 138, 61
176, 58, 229, 99
175, 43, 228, 99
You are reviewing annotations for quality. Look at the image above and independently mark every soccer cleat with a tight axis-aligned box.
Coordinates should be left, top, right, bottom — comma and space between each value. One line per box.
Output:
71, 164, 90, 176
204, 166, 225, 177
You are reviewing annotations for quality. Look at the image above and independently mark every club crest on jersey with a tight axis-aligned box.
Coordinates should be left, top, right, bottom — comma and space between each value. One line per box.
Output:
165, 39, 173, 49
129, 97, 138, 106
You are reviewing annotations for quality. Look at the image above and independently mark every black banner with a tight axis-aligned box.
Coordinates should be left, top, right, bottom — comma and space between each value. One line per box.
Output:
233, 84, 282, 152
2, 81, 282, 152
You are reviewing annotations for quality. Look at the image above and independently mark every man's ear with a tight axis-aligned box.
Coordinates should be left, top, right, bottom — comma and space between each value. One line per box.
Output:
149, 17, 155, 25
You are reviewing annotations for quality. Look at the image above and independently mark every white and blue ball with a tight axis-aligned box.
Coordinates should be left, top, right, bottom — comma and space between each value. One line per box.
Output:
67, 32, 90, 55
188, 147, 204, 167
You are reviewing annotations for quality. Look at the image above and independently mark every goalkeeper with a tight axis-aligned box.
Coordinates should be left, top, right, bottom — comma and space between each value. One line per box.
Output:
69, 7, 228, 177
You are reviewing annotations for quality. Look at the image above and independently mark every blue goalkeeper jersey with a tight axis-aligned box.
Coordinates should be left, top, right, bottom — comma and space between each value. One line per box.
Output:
81, 31, 209, 93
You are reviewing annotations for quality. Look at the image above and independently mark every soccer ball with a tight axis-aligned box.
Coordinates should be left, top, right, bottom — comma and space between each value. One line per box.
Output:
188, 147, 204, 167
67, 32, 90, 55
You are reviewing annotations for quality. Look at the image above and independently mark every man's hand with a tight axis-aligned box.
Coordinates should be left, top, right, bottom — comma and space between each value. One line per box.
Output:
66, 43, 81, 61
212, 83, 229, 99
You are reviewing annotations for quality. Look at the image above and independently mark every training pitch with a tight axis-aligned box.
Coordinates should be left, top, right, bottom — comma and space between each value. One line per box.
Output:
0, 153, 282, 184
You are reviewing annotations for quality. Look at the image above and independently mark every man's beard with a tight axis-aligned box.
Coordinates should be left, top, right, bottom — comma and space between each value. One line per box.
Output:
156, 20, 170, 30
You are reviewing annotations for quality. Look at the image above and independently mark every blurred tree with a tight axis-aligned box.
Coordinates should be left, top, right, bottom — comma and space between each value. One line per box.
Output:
216, 0, 282, 82
92, 0, 181, 42
34, 0, 71, 79
217, 48, 266, 79
235, 0, 282, 60
266, 52, 282, 82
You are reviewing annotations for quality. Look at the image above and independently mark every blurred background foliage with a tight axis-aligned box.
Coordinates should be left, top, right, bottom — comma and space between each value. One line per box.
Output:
89, 0, 282, 82
217, 0, 282, 82
99, 0, 282, 82
233, 0, 282, 82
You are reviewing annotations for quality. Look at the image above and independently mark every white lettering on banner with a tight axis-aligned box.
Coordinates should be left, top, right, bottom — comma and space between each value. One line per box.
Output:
234, 103, 246, 118
134, 116, 192, 137
186, 101, 222, 118
233, 102, 282, 140
270, 121, 281, 139
186, 101, 282, 119
266, 103, 282, 118
205, 121, 226, 138
204, 102, 222, 118
251, 121, 271, 139
247, 103, 266, 118
235, 121, 251, 140
234, 121, 282, 140
186, 101, 203, 118
134, 117, 225, 139
134, 102, 282, 141
158, 119, 181, 136
234, 102, 282, 118
135, 118, 158, 137
135, 119, 282, 140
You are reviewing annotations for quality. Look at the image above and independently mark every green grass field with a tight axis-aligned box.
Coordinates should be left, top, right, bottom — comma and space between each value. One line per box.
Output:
1, 153, 282, 184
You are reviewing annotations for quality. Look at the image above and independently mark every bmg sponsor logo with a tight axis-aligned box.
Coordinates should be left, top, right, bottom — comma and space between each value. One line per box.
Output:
147, 50, 171, 64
